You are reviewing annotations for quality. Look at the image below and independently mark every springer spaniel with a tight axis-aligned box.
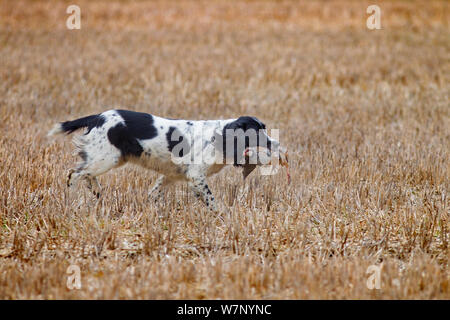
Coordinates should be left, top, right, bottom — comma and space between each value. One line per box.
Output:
48, 109, 288, 212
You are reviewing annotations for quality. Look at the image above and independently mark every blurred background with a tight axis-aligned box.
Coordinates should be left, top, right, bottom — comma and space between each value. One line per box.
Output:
0, 0, 448, 299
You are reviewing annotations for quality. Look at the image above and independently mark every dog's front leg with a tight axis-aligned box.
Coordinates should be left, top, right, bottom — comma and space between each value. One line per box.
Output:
188, 177, 218, 213
148, 175, 166, 203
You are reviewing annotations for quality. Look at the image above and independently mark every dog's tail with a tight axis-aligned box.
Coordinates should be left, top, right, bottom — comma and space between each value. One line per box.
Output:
47, 114, 103, 137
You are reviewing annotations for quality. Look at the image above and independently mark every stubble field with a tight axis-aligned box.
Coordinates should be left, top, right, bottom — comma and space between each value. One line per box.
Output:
0, 0, 449, 299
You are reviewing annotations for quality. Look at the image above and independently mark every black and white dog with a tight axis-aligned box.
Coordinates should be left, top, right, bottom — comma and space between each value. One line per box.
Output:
48, 109, 287, 212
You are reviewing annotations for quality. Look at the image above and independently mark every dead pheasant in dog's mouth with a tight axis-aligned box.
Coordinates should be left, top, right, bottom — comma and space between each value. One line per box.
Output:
243, 146, 290, 184
279, 148, 290, 184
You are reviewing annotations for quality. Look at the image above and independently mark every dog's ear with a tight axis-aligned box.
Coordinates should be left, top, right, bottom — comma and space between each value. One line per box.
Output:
242, 164, 256, 179
221, 117, 267, 166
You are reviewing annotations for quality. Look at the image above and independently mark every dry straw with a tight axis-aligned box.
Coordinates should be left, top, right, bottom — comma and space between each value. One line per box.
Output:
0, 0, 448, 299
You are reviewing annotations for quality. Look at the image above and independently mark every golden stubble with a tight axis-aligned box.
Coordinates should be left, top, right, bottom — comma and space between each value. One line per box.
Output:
0, 0, 448, 299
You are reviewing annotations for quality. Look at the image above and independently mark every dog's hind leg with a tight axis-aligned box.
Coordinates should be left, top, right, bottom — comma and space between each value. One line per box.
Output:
67, 147, 123, 197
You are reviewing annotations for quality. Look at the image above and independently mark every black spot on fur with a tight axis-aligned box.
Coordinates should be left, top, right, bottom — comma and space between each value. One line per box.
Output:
107, 123, 144, 158
222, 116, 267, 137
79, 150, 88, 162
105, 110, 159, 158
187, 121, 193, 126
219, 116, 271, 167
115, 110, 158, 140
166, 126, 190, 158
61, 114, 105, 134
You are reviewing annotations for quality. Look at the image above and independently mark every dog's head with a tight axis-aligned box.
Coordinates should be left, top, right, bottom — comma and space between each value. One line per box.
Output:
216, 116, 287, 179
